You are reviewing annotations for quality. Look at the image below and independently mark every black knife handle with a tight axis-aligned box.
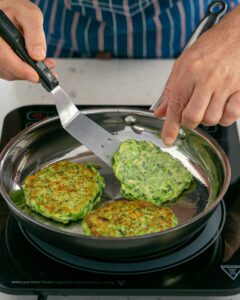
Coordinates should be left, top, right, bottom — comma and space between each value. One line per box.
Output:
0, 9, 59, 92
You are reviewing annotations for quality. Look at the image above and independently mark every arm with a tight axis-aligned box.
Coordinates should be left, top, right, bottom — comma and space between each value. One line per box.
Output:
154, 5, 240, 145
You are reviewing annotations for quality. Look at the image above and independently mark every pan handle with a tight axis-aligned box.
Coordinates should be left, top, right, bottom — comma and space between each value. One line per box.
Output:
0, 9, 59, 92
150, 1, 227, 112
184, 1, 227, 49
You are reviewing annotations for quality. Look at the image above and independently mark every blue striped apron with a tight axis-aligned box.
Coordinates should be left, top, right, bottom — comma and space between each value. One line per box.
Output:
32, 0, 240, 58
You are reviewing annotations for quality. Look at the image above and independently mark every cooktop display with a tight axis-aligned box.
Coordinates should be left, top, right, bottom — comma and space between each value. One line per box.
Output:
0, 105, 240, 300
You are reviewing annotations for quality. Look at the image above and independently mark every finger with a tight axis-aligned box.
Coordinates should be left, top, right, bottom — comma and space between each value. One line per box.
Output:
0, 66, 16, 81
43, 58, 58, 78
158, 57, 199, 144
16, 5, 46, 61
161, 95, 185, 145
181, 84, 213, 129
219, 91, 240, 126
201, 91, 227, 126
161, 82, 194, 145
153, 59, 181, 115
0, 39, 39, 82
51, 70, 59, 79
44, 58, 56, 69
154, 90, 169, 117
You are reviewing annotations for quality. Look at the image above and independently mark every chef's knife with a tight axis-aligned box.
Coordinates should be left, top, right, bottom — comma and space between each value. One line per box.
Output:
0, 9, 120, 167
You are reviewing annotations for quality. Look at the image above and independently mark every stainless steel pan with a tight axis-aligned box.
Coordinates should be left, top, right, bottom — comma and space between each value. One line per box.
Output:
0, 108, 230, 259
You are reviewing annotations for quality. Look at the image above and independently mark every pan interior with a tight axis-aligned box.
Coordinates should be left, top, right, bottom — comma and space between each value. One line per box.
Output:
0, 109, 228, 237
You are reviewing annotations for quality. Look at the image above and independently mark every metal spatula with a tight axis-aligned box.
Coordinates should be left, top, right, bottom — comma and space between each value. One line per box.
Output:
0, 9, 120, 167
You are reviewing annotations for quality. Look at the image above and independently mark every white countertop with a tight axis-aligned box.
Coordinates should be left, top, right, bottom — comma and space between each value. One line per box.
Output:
0, 59, 239, 300
0, 59, 173, 133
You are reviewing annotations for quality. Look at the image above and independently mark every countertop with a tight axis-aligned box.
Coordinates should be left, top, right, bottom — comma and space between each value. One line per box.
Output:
0, 59, 239, 300
0, 59, 173, 133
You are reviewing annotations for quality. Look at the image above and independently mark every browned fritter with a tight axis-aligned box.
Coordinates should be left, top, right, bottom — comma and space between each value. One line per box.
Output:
23, 161, 105, 223
82, 199, 178, 237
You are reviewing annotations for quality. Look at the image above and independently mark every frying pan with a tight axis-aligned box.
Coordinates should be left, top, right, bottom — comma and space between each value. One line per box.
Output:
0, 1, 231, 260
0, 108, 230, 259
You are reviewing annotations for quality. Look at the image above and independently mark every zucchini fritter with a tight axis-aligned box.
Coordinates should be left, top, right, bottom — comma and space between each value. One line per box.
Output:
23, 161, 105, 224
82, 200, 178, 237
113, 139, 193, 204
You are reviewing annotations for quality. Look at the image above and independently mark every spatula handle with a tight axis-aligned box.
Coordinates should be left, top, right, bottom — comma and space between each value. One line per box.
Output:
0, 9, 59, 92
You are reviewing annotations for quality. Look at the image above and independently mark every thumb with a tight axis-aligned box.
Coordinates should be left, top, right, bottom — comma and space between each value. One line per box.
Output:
17, 7, 46, 61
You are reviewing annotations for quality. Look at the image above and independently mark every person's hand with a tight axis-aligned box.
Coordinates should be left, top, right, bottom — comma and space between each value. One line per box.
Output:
0, 0, 55, 82
154, 5, 240, 146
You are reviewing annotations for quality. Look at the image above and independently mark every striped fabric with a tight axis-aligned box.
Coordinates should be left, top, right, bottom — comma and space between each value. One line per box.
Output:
32, 0, 240, 58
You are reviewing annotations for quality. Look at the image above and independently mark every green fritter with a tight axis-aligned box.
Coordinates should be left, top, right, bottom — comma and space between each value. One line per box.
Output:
82, 199, 178, 237
23, 161, 105, 224
113, 139, 193, 205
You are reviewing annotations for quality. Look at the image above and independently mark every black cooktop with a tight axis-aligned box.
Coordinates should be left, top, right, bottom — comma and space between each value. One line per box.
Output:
1, 105, 240, 299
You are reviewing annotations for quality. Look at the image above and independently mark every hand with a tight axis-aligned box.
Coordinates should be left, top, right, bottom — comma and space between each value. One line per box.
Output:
0, 0, 55, 82
154, 5, 240, 145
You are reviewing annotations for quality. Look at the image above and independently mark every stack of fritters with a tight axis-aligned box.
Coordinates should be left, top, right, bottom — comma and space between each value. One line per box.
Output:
82, 199, 178, 237
113, 139, 193, 205
23, 161, 105, 224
